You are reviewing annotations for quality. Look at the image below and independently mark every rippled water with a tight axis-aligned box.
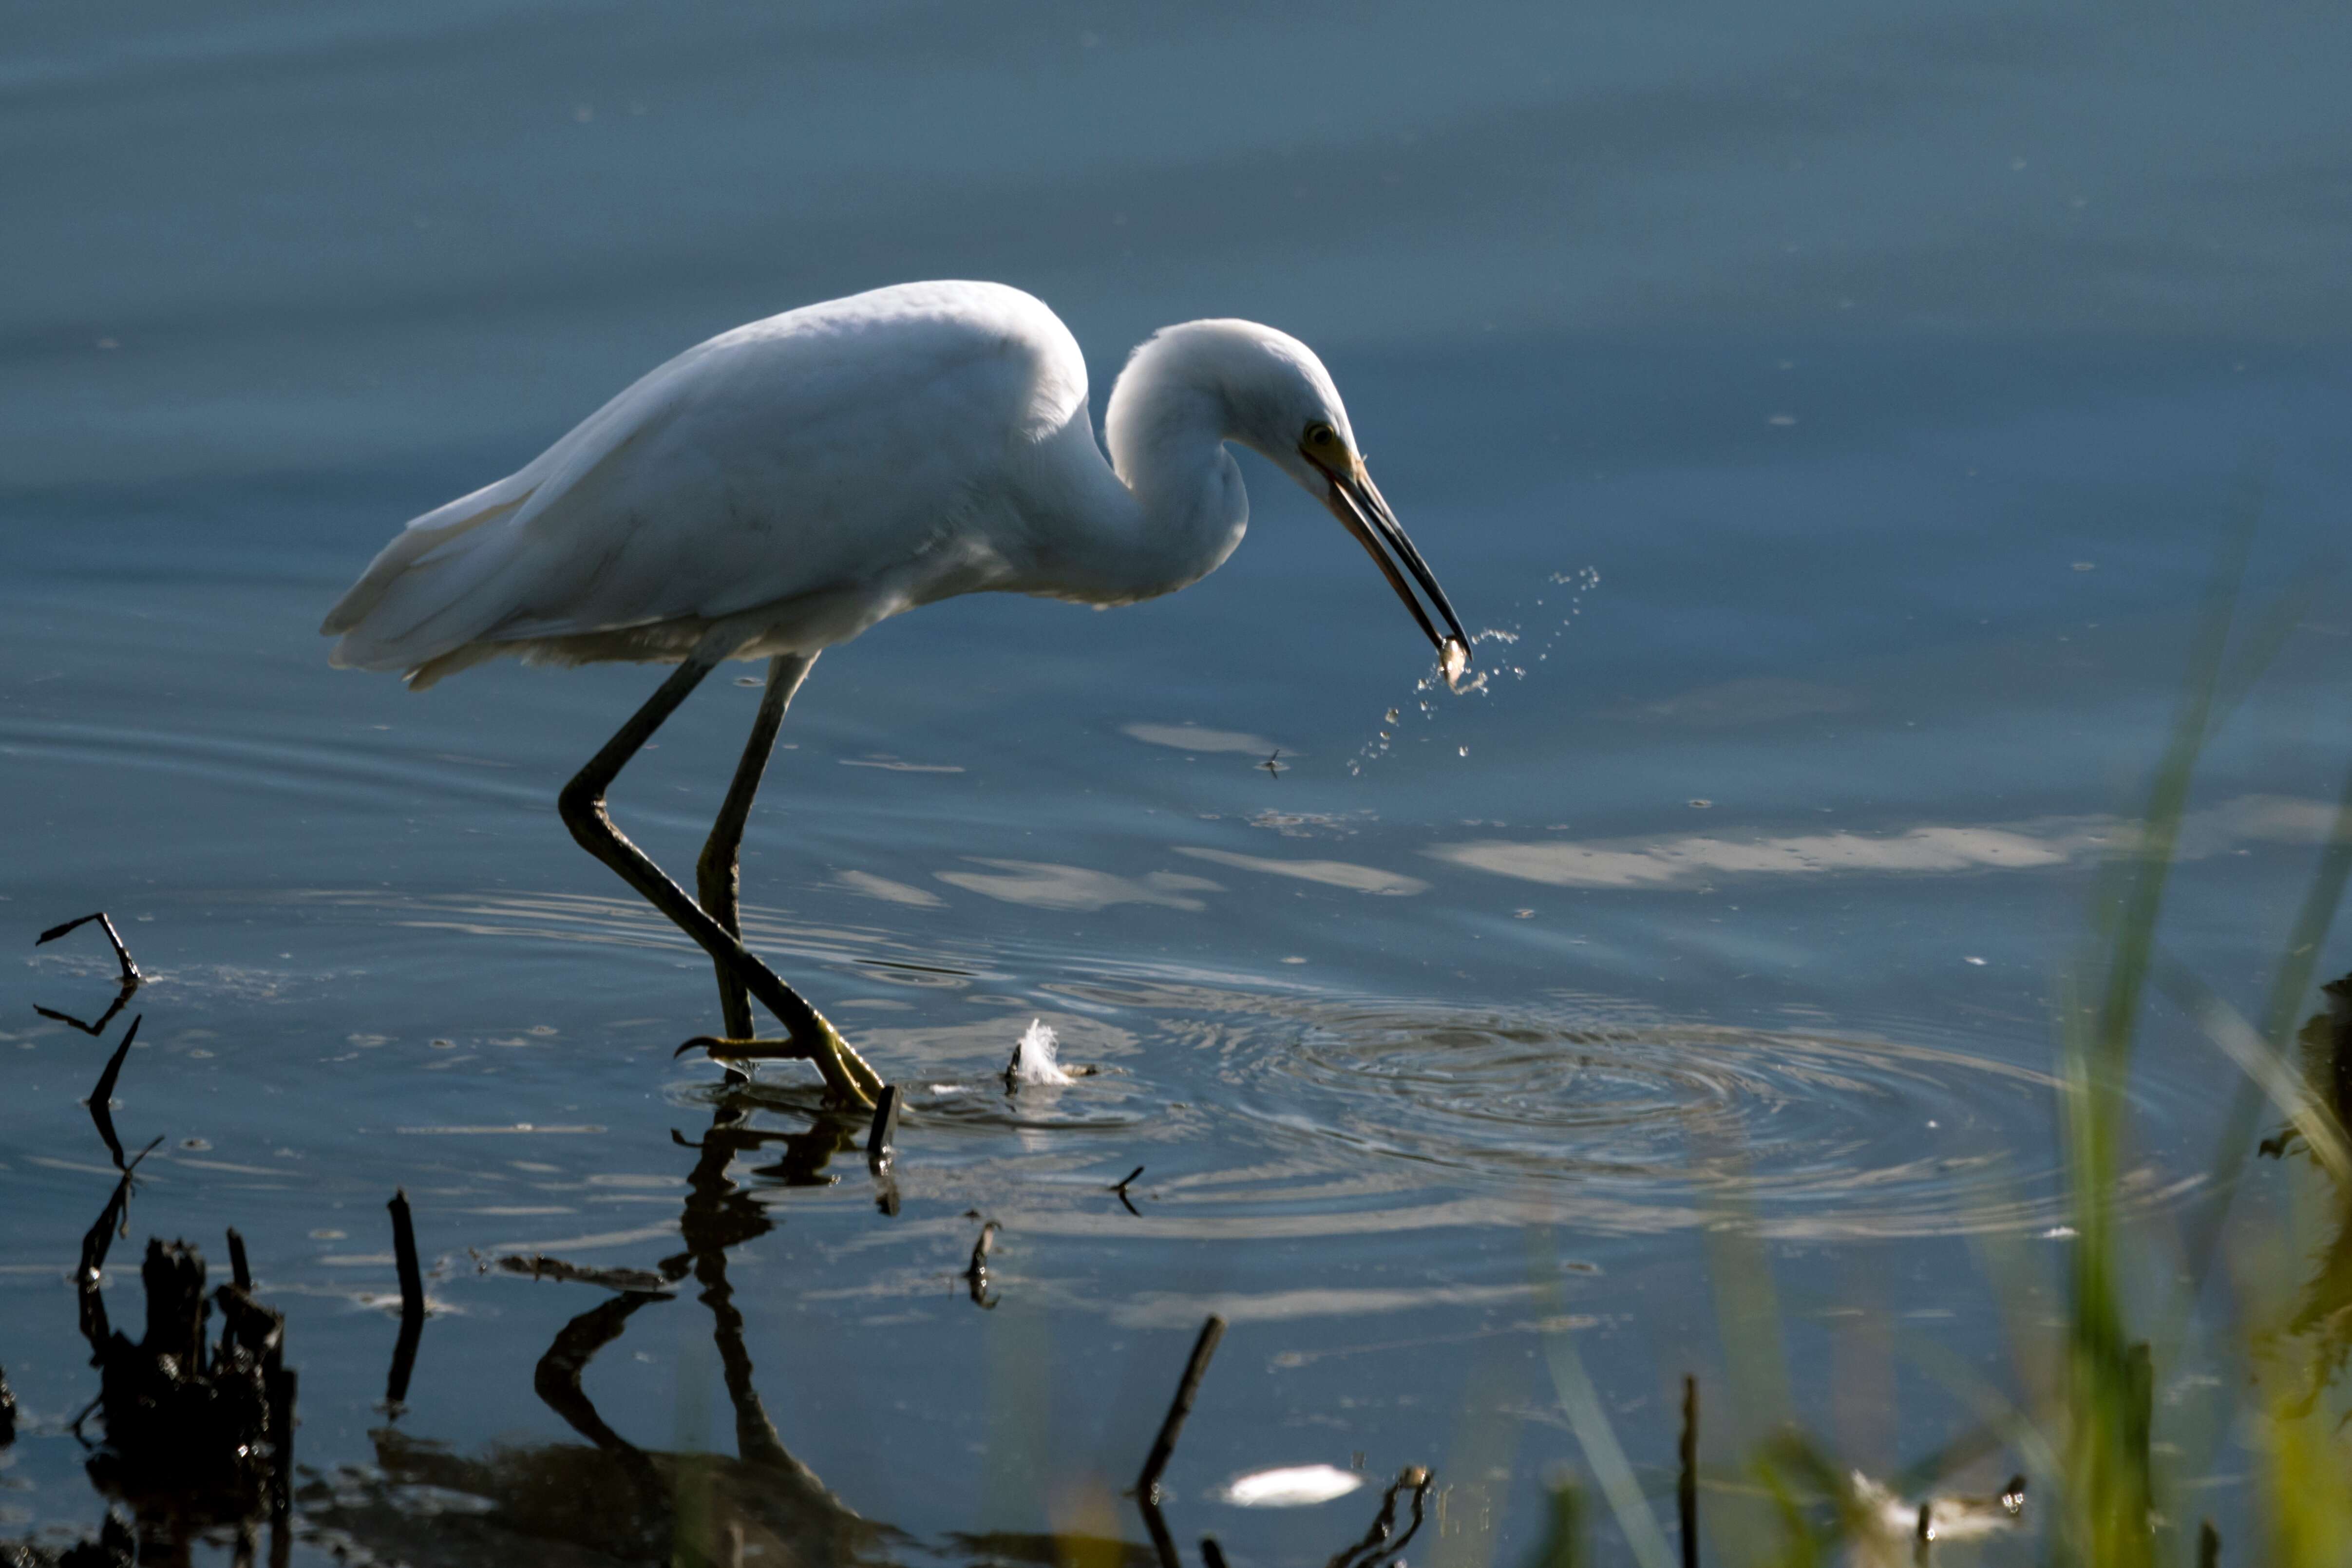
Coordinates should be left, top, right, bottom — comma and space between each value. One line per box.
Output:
7, 1, 2352, 1563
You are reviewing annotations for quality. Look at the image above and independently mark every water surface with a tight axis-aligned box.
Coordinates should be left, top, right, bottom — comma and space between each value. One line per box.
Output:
6, 1, 2352, 1561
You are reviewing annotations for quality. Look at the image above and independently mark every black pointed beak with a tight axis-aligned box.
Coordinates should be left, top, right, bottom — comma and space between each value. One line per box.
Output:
1320, 460, 1471, 679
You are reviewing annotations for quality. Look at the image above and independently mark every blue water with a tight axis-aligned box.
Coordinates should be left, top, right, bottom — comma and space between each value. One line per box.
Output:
6, 2, 2352, 1562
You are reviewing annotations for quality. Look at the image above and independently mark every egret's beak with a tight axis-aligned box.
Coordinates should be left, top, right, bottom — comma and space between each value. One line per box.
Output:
1317, 458, 1471, 678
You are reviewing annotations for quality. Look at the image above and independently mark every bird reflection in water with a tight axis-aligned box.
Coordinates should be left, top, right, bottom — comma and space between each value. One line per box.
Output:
305, 1086, 1433, 1568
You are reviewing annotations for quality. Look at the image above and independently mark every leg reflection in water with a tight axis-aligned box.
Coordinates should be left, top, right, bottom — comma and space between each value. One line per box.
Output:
320, 1088, 883, 1568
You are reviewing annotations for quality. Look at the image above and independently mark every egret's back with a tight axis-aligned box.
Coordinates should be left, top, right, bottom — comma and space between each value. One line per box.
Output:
324, 281, 1091, 687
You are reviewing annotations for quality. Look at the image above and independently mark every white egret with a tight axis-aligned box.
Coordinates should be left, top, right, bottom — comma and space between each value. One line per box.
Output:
323, 280, 1469, 1108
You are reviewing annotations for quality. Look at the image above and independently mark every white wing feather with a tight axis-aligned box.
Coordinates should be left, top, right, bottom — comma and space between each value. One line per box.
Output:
323, 282, 1088, 683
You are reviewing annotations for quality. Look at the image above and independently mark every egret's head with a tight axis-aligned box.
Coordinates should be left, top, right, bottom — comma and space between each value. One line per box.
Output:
1107, 319, 1470, 675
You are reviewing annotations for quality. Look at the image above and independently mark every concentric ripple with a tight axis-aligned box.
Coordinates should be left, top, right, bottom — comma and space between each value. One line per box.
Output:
1214, 1000, 2204, 1239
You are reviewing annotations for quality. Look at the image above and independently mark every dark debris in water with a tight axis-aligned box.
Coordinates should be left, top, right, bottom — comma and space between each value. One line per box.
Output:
82, 1237, 295, 1536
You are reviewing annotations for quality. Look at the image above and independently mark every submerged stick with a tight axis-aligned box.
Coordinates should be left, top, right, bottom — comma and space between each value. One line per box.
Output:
1678, 1376, 1698, 1568
37, 911, 143, 986
1136, 1314, 1226, 1502
1137, 1493, 1180, 1568
965, 1220, 999, 1308
490, 1253, 674, 1293
867, 1083, 901, 1169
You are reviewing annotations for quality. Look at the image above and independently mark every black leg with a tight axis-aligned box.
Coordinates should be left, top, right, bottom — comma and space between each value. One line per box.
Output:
556, 651, 880, 1106
696, 653, 816, 1040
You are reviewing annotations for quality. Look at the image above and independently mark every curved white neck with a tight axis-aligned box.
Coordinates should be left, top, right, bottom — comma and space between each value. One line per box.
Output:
1019, 354, 1250, 606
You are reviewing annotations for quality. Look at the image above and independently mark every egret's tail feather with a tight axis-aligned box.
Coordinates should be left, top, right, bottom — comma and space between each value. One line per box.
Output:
322, 477, 538, 636
322, 476, 545, 679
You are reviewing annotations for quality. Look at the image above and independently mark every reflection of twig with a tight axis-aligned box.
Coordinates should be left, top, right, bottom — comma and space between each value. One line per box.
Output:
1112, 1165, 1144, 1217
38, 911, 143, 986
85, 1014, 142, 1170
1136, 1315, 1224, 1502
1679, 1376, 1698, 1568
489, 1253, 676, 1292
36, 986, 137, 1039
1324, 1466, 1433, 1568
965, 1221, 999, 1309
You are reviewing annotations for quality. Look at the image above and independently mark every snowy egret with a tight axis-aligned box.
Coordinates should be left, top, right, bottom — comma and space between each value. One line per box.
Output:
323, 280, 1468, 1107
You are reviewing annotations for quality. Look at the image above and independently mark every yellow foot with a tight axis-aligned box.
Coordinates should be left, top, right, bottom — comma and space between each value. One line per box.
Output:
677, 1015, 883, 1110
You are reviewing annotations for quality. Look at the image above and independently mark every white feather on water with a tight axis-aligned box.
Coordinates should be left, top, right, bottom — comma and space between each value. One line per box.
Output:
1218, 1465, 1366, 1507
1007, 1018, 1076, 1086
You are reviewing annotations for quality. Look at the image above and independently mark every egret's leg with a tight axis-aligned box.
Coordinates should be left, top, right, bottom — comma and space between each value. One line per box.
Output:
695, 653, 817, 1040
556, 652, 881, 1107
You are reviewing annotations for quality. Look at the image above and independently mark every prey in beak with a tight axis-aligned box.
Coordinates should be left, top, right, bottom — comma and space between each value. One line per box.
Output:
1300, 423, 1472, 688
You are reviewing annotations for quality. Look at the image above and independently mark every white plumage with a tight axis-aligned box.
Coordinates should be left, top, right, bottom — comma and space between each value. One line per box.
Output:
322, 279, 1467, 1104
324, 280, 1462, 689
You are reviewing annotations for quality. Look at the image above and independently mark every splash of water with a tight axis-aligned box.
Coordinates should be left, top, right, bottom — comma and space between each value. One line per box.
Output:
1006, 1018, 1075, 1086
1348, 564, 1601, 774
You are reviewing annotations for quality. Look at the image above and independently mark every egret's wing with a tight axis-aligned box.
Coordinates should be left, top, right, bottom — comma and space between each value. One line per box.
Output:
326, 282, 1086, 678
319, 334, 725, 653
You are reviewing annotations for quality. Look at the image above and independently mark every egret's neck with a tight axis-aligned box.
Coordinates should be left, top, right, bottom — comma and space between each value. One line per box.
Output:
1021, 354, 1237, 606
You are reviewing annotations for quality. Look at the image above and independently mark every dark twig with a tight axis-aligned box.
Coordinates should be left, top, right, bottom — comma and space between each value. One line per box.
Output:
86, 1015, 142, 1170
1136, 1314, 1226, 1502
227, 1228, 252, 1293
38, 911, 143, 986
1201, 1537, 1231, 1568
2199, 1518, 2220, 1568
385, 1310, 423, 1409
1913, 1503, 1933, 1566
867, 1083, 901, 1170
1113, 1164, 1145, 1217
1679, 1375, 1698, 1568
388, 1190, 426, 1322
384, 1190, 427, 1405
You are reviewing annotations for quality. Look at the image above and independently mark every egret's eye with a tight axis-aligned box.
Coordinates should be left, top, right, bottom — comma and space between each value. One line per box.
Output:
1303, 422, 1340, 452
